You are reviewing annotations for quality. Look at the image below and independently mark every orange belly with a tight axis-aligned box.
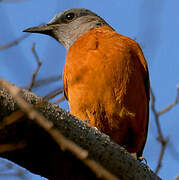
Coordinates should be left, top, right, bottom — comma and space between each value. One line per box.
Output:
63, 25, 149, 156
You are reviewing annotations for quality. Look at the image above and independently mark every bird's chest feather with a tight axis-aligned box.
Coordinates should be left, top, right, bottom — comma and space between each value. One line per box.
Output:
63, 26, 149, 155
63, 27, 136, 123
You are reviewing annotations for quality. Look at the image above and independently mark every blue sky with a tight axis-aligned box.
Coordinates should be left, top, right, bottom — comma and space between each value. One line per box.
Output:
0, 0, 179, 179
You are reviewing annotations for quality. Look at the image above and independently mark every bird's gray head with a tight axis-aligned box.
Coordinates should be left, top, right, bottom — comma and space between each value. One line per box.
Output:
23, 8, 110, 50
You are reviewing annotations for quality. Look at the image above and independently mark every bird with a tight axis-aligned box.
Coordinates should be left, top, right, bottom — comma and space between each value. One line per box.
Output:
23, 8, 150, 159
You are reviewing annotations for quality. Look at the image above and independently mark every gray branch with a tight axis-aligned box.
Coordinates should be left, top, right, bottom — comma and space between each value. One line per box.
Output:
0, 79, 161, 180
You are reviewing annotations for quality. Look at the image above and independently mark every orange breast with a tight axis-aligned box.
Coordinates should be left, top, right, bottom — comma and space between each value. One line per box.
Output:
63, 25, 150, 156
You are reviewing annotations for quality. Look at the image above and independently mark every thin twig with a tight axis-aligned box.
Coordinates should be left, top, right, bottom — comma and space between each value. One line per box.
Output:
28, 43, 42, 91
151, 89, 165, 139
155, 137, 168, 174
1, 80, 119, 180
53, 95, 65, 104
0, 34, 30, 50
151, 89, 169, 174
151, 85, 179, 173
0, 110, 25, 130
44, 88, 64, 101
0, 141, 27, 153
158, 85, 179, 116
25, 75, 61, 90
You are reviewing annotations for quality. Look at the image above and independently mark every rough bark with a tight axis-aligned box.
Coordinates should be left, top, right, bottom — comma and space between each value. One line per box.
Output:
0, 79, 161, 180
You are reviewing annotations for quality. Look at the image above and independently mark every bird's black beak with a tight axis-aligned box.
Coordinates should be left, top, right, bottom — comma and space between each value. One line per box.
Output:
23, 24, 57, 36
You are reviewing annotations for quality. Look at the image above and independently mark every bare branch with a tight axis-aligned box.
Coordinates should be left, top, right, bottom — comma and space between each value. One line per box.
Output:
0, 141, 27, 153
53, 95, 65, 104
0, 34, 30, 50
151, 89, 168, 174
27, 43, 42, 91
0, 79, 162, 180
158, 85, 179, 116
151, 89, 165, 139
0, 110, 24, 130
27, 75, 61, 89
43, 87, 64, 101
1, 80, 119, 180
155, 137, 168, 174
151, 84, 179, 174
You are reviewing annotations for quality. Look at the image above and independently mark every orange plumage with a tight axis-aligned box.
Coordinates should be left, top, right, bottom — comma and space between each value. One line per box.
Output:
24, 8, 150, 158
63, 25, 150, 157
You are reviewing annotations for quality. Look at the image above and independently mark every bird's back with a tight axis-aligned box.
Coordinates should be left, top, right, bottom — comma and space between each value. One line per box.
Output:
63, 25, 150, 157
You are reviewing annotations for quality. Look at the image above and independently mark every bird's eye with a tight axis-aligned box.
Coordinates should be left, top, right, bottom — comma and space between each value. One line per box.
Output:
65, 12, 75, 20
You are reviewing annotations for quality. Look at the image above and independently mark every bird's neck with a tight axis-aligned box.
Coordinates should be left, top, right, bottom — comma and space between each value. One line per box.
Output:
57, 17, 111, 50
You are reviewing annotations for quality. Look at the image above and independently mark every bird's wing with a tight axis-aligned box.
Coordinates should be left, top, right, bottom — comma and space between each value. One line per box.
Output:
63, 72, 69, 101
133, 43, 150, 157
134, 43, 150, 100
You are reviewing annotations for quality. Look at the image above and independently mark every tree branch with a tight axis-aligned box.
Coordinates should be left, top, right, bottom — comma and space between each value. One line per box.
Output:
157, 85, 179, 116
27, 43, 42, 91
2, 79, 119, 180
25, 75, 61, 90
0, 79, 161, 180
0, 34, 30, 50
43, 87, 64, 101
151, 89, 168, 174
151, 85, 179, 174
